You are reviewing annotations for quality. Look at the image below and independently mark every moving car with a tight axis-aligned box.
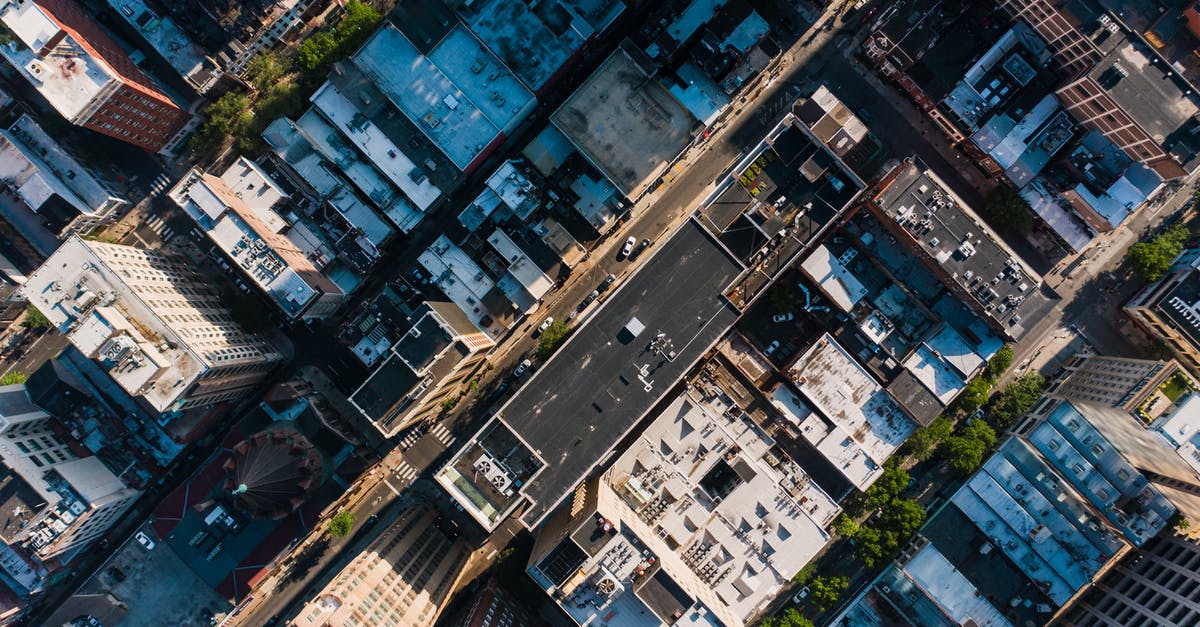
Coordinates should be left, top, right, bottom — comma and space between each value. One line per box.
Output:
619, 236, 636, 259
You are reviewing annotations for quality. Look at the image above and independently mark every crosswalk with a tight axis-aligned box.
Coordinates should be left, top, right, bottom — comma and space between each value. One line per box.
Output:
145, 214, 175, 244
429, 422, 455, 447
393, 459, 418, 485
147, 173, 172, 197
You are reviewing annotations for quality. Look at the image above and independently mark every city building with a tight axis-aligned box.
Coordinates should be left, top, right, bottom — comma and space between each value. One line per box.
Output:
103, 0, 218, 93
1150, 392, 1200, 478
551, 42, 698, 202
165, 0, 323, 76
863, 159, 1049, 340
289, 501, 471, 627
168, 158, 348, 321
1046, 353, 1182, 412
1058, 531, 1200, 626
442, 577, 545, 627
0, 0, 191, 152
1127, 250, 1200, 377
438, 219, 744, 532
19, 236, 284, 417
418, 236, 522, 339
780, 334, 916, 491
349, 301, 494, 438
0, 114, 128, 246
528, 383, 838, 627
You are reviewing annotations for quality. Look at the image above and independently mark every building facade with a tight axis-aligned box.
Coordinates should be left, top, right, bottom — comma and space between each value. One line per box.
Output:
0, 0, 190, 152
1058, 531, 1200, 626
1047, 353, 1180, 411
290, 502, 471, 627
20, 236, 284, 416
1126, 251, 1200, 377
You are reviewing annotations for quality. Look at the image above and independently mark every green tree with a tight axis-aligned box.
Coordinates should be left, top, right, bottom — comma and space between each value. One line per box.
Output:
296, 1, 381, 74
952, 377, 991, 414
832, 513, 859, 538
297, 31, 338, 73
808, 575, 849, 612
440, 396, 459, 412
961, 419, 997, 449
982, 187, 1034, 234
0, 372, 27, 385
1171, 512, 1191, 532
537, 320, 570, 358
983, 344, 1014, 382
21, 305, 50, 330
328, 510, 355, 537
985, 373, 1044, 431
901, 416, 953, 462
863, 459, 909, 511
941, 435, 987, 476
854, 526, 897, 568
245, 51, 284, 92
191, 92, 252, 157
1129, 223, 1190, 282
878, 499, 926, 537
761, 609, 815, 627
791, 562, 816, 585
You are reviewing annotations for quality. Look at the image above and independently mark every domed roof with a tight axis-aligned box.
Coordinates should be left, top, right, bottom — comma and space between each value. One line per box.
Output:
222, 427, 323, 519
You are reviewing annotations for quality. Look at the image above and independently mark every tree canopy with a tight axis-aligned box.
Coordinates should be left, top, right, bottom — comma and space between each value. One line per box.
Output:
537, 320, 570, 358
22, 305, 51, 330
808, 575, 849, 612
863, 460, 909, 511
760, 608, 815, 627
1129, 223, 1189, 282
981, 187, 1034, 234
901, 416, 953, 462
328, 510, 355, 537
984, 373, 1044, 431
297, 0, 381, 74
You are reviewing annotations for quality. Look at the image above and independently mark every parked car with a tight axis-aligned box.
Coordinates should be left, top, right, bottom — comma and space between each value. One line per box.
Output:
536, 317, 554, 335
107, 566, 126, 582
598, 274, 617, 293
792, 586, 810, 604
773, 313, 795, 323
514, 359, 532, 377
581, 290, 600, 309
135, 531, 156, 550
629, 238, 651, 261
765, 340, 781, 356
619, 236, 636, 259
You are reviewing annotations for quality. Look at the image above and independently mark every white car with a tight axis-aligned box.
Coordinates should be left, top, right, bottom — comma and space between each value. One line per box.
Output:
792, 586, 810, 604
620, 236, 636, 258
537, 317, 554, 333
514, 359, 532, 377
135, 531, 156, 550
773, 313, 795, 323
765, 340, 781, 356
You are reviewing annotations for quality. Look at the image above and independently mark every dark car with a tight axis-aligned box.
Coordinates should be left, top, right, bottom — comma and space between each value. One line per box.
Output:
107, 566, 126, 582
598, 274, 617, 293
629, 238, 651, 261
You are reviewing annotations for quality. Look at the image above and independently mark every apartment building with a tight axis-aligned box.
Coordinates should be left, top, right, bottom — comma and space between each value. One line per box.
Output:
19, 236, 284, 416
168, 159, 347, 321
0, 0, 190, 152
1047, 353, 1181, 412
1126, 251, 1200, 377
290, 502, 471, 627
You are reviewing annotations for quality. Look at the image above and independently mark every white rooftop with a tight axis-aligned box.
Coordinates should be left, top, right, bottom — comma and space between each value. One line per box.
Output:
0, 0, 116, 121
1153, 392, 1200, 475
485, 161, 542, 220
788, 334, 916, 489
20, 239, 206, 412
902, 344, 966, 405
667, 0, 725, 44
903, 544, 1012, 627
927, 325, 986, 378
1021, 179, 1096, 252
951, 438, 1128, 607
419, 235, 506, 338
488, 228, 553, 309
309, 83, 444, 212
354, 24, 532, 171
0, 115, 125, 221
599, 389, 836, 627
800, 245, 867, 313
105, 0, 211, 88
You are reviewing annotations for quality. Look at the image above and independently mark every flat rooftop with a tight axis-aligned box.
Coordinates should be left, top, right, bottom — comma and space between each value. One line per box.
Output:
106, 0, 211, 86
552, 46, 696, 199
439, 218, 743, 529
951, 438, 1128, 607
871, 161, 1049, 338
353, 24, 533, 170
1088, 37, 1200, 148
457, 0, 586, 91
0, 115, 124, 217
787, 334, 916, 490
0, 0, 116, 121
